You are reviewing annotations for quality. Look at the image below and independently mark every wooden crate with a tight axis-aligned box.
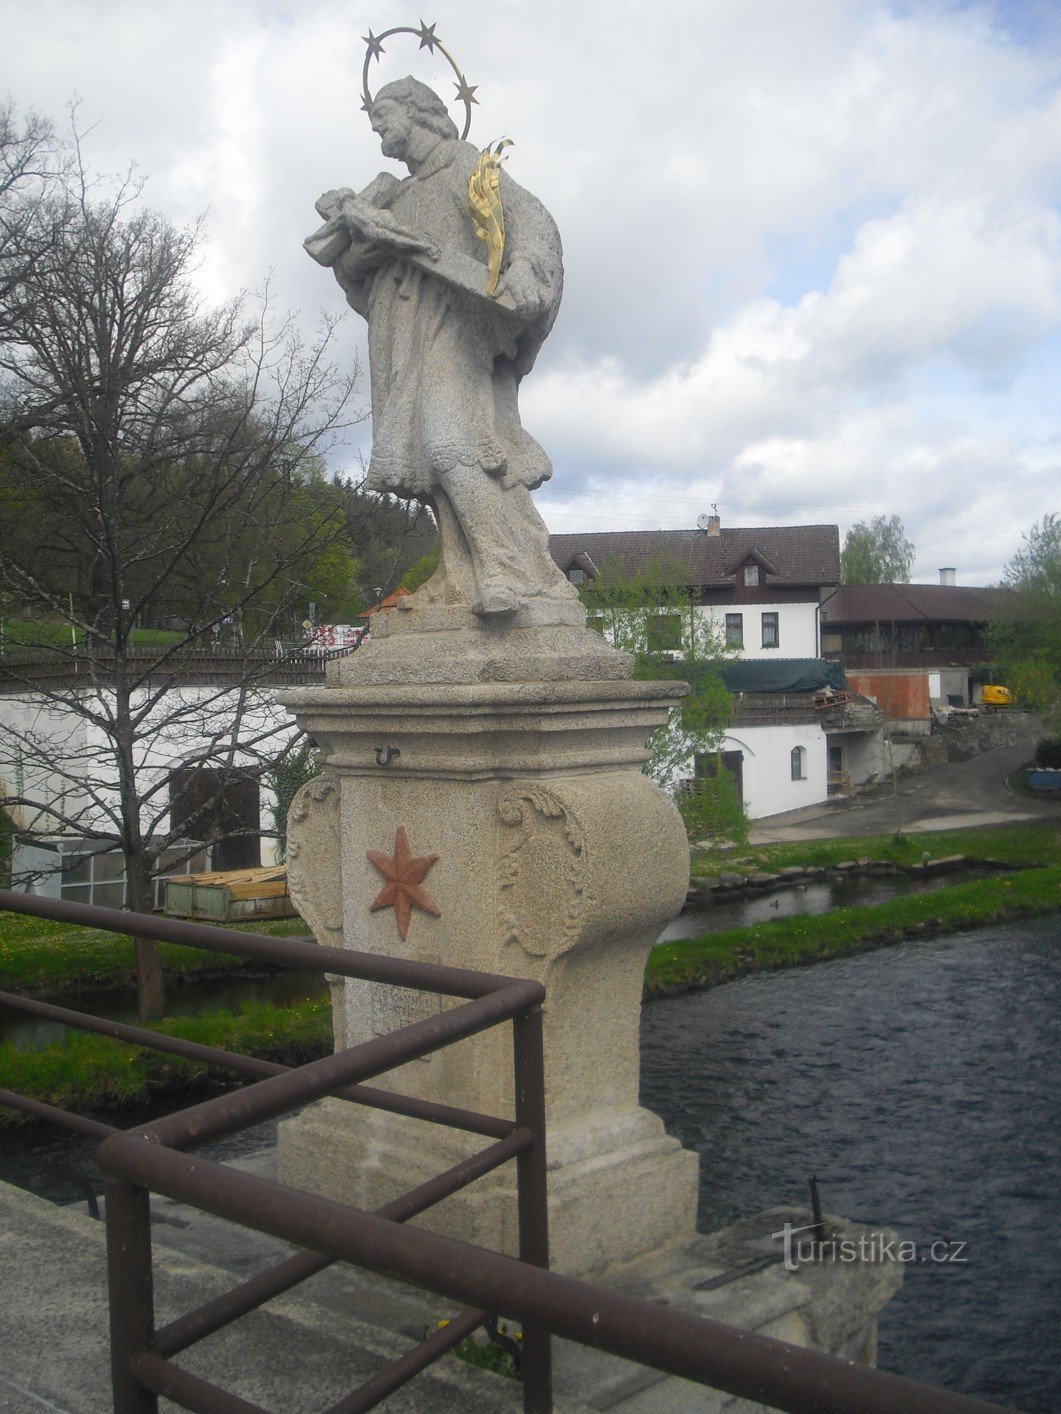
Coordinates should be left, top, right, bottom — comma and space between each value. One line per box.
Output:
162, 865, 297, 921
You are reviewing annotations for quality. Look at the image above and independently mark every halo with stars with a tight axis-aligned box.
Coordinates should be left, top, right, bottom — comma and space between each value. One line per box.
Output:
361, 20, 478, 140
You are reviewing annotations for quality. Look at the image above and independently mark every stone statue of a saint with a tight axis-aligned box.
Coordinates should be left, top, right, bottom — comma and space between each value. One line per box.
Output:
306, 77, 578, 619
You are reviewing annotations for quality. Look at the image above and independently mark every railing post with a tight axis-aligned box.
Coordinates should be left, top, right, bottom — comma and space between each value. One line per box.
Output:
105, 1175, 159, 1414
513, 1004, 553, 1412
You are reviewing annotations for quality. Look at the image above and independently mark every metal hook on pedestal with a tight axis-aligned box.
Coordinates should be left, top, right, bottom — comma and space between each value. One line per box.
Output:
374, 746, 401, 767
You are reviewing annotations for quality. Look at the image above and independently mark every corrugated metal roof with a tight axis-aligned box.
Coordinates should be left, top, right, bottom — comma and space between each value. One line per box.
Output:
548, 525, 840, 588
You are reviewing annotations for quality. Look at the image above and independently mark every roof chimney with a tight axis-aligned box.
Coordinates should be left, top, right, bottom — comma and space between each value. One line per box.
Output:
939, 568, 956, 586
697, 512, 721, 536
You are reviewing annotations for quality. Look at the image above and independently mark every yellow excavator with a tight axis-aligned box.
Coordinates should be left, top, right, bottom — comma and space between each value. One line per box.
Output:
980, 684, 1014, 709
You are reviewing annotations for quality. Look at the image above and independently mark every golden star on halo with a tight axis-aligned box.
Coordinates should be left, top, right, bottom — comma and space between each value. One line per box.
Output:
366, 826, 442, 941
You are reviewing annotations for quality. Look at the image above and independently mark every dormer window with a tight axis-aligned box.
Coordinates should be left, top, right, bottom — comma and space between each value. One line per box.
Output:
743, 564, 759, 587
562, 551, 597, 586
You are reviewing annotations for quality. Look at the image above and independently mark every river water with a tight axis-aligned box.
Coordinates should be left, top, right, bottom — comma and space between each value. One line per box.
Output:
640, 914, 1061, 1412
661, 865, 997, 939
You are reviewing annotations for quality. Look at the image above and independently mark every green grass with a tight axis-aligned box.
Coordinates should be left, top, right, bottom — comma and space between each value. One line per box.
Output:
425, 1319, 522, 1381
2, 620, 188, 650
0, 995, 332, 1126
1, 619, 82, 648
0, 912, 313, 997
690, 822, 1061, 881
645, 865, 1061, 998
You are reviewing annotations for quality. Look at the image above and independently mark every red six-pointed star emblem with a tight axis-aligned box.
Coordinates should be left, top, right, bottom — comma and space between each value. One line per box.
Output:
366, 826, 442, 941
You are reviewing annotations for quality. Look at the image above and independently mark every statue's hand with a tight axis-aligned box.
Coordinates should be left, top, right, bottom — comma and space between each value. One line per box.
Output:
315, 188, 356, 221
340, 196, 440, 260
497, 260, 546, 320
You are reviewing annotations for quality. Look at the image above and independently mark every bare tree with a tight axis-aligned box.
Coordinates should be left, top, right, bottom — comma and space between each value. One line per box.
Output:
0, 102, 69, 327
0, 108, 363, 1017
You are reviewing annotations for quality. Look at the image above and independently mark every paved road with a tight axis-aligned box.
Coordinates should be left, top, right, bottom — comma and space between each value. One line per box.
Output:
748, 728, 1059, 844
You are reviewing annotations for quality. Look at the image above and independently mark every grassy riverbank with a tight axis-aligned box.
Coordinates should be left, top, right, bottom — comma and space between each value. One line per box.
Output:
0, 996, 332, 1126
1, 822, 1057, 1122
690, 821, 1061, 878
645, 864, 1061, 999
2, 824, 1054, 1000
0, 912, 310, 997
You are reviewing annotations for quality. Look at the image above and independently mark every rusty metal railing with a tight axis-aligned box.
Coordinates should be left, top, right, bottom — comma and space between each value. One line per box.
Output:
0, 889, 1014, 1414
0, 888, 551, 1410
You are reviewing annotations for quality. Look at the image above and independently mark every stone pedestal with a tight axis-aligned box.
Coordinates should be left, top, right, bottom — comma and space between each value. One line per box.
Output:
276, 612, 700, 1278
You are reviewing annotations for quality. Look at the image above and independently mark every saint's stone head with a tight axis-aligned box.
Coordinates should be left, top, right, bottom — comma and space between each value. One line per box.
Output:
370, 76, 459, 159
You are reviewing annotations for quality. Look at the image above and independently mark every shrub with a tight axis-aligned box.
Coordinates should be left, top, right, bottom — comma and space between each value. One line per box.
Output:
1034, 737, 1061, 769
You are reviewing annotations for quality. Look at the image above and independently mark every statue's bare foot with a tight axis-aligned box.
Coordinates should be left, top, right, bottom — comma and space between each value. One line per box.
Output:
475, 583, 520, 617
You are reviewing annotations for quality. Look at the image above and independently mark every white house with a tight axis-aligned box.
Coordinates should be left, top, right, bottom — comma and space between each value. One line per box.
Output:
0, 663, 304, 906
550, 519, 887, 820
715, 667, 888, 819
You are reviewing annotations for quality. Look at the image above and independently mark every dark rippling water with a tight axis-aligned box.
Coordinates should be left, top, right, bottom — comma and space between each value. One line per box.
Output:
639, 915, 1061, 1412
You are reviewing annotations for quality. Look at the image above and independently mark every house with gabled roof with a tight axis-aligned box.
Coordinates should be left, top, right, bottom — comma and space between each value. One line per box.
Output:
550, 516, 840, 661
549, 519, 887, 819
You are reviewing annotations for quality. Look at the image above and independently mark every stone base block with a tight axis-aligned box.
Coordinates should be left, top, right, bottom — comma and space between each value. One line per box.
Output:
277, 1101, 699, 1280
328, 617, 632, 686
548, 1206, 904, 1410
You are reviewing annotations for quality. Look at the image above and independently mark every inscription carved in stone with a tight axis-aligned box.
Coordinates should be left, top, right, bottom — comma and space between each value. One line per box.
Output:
369, 977, 444, 1052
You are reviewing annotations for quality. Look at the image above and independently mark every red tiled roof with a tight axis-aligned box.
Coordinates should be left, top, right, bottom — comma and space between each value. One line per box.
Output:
548, 526, 840, 588
360, 587, 411, 617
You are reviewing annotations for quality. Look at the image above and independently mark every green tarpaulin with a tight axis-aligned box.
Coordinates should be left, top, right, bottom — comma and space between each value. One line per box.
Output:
718, 658, 848, 693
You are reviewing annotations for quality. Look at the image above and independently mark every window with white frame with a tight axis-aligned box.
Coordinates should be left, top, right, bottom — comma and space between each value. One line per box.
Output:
725, 612, 743, 648
743, 563, 760, 587
761, 611, 779, 648
791, 746, 806, 780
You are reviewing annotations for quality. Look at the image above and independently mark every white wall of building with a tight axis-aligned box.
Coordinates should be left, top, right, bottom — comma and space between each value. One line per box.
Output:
0, 684, 297, 856
834, 732, 890, 790
699, 601, 819, 660
722, 722, 829, 819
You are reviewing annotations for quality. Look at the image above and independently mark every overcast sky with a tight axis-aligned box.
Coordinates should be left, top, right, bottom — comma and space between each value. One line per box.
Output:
3, 0, 1060, 584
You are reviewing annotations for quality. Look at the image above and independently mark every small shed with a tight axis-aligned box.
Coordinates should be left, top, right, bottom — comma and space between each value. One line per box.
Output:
163, 865, 296, 921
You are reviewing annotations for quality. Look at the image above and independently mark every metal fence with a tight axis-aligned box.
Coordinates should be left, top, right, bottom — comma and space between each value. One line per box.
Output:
0, 889, 1013, 1414
0, 644, 349, 691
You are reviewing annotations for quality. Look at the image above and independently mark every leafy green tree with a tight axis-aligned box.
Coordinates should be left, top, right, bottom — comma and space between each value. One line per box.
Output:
399, 545, 441, 594
0, 437, 361, 636
268, 737, 322, 858
581, 559, 743, 841
841, 515, 915, 583
338, 480, 437, 606
987, 512, 1060, 718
